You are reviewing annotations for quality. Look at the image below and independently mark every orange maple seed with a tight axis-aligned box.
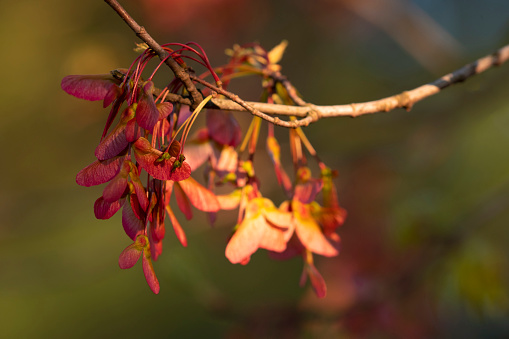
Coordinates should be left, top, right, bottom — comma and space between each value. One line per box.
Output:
225, 198, 265, 263
267, 135, 292, 196
177, 177, 220, 212
267, 136, 280, 158
257, 221, 289, 252
257, 198, 293, 251
225, 217, 265, 264
248, 117, 262, 155
303, 250, 327, 298
216, 146, 239, 174
174, 180, 193, 220
166, 205, 187, 247
239, 115, 257, 153
142, 250, 160, 294
226, 197, 292, 263
216, 189, 242, 210
291, 200, 339, 257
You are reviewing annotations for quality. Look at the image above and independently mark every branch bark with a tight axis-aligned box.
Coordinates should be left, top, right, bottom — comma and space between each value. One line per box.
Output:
105, 0, 509, 128
205, 44, 509, 123
104, 0, 203, 107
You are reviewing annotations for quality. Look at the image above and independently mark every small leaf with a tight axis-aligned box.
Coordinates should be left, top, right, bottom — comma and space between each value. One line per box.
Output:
268, 40, 288, 65
134, 42, 149, 53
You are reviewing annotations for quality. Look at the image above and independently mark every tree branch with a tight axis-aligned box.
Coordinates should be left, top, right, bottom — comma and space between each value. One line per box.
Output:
105, 0, 509, 128
190, 74, 317, 128
104, 0, 203, 107
158, 44, 509, 128
202, 44, 509, 123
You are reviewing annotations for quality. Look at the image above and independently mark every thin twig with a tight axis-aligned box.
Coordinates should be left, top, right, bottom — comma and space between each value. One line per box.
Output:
192, 44, 509, 127
104, 0, 203, 107
154, 43, 509, 127
316, 43, 509, 118
212, 44, 509, 119
104, 0, 509, 128
266, 70, 308, 106
190, 74, 316, 128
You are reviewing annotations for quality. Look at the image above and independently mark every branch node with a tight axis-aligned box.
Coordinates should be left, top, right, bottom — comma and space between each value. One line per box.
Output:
350, 103, 358, 117
394, 91, 413, 111
493, 50, 503, 67
306, 106, 321, 123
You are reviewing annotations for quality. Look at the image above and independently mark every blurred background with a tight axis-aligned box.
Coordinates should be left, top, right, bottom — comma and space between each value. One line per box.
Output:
1, 0, 509, 337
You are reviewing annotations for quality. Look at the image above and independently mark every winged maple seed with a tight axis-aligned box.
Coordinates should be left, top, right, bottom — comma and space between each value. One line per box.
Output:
62, 40, 346, 297
225, 195, 294, 265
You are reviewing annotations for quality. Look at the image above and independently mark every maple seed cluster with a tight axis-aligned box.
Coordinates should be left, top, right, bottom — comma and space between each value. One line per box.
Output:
61, 41, 346, 297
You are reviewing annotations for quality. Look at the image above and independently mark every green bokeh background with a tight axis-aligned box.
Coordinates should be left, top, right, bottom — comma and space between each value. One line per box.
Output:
1, 0, 509, 337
